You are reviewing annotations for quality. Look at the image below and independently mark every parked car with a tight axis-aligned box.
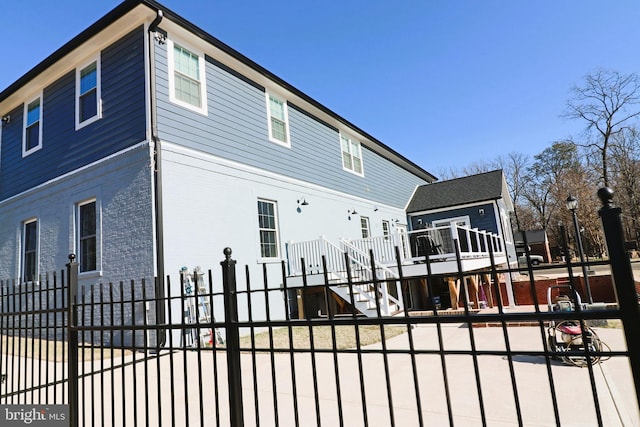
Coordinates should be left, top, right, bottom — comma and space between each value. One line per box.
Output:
518, 253, 544, 266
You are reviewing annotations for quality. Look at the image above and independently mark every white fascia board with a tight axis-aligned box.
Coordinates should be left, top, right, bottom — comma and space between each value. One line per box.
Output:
0, 5, 152, 114
160, 140, 402, 212
408, 199, 501, 217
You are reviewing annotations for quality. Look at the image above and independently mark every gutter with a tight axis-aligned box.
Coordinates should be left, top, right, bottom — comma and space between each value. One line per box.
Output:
0, 0, 435, 184
149, 10, 167, 348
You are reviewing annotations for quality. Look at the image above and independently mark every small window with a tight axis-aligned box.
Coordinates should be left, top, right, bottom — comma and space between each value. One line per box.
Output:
257, 199, 280, 259
78, 200, 97, 272
75, 58, 101, 129
340, 134, 364, 175
382, 220, 390, 239
23, 96, 42, 156
360, 216, 370, 239
168, 40, 207, 115
23, 219, 38, 281
266, 93, 290, 146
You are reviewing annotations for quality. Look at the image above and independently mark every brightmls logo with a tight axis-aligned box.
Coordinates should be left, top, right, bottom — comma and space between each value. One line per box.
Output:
1, 405, 68, 426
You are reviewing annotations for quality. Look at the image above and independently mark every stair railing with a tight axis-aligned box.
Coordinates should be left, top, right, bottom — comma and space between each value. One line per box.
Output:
340, 239, 404, 314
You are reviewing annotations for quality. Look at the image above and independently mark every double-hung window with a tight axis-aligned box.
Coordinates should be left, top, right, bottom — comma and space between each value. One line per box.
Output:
266, 93, 290, 146
78, 200, 97, 273
23, 219, 38, 282
340, 134, 364, 176
76, 58, 101, 129
257, 199, 280, 259
23, 95, 42, 156
360, 216, 370, 239
382, 220, 390, 239
168, 40, 207, 115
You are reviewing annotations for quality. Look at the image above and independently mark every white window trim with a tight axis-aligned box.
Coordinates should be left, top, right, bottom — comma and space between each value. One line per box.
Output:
257, 198, 281, 262
432, 216, 471, 228
360, 216, 370, 239
76, 198, 102, 276
382, 220, 390, 238
22, 218, 39, 281
339, 133, 364, 176
265, 92, 291, 147
75, 56, 102, 130
23, 93, 43, 157
167, 38, 208, 116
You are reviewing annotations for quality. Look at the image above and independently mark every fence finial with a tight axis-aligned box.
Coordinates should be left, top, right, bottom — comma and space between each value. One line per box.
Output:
597, 187, 614, 208
223, 247, 232, 259
68, 253, 76, 263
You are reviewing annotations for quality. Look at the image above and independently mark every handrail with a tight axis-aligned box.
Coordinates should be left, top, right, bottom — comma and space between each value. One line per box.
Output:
405, 224, 505, 262
287, 236, 404, 315
286, 224, 506, 317
286, 236, 347, 278
339, 239, 404, 313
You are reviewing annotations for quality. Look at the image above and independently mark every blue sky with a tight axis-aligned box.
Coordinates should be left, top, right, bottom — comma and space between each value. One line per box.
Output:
1, 1, 639, 177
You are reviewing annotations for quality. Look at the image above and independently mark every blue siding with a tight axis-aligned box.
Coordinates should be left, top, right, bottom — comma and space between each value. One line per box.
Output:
0, 26, 146, 201
410, 203, 499, 233
155, 37, 426, 208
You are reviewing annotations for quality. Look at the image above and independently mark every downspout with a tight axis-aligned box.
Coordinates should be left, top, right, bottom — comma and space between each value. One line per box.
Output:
149, 10, 166, 347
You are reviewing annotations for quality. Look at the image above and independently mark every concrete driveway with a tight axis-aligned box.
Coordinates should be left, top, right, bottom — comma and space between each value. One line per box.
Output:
57, 322, 638, 426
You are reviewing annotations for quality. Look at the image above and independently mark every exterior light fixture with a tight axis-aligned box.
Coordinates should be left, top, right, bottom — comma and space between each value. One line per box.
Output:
296, 197, 309, 213
565, 195, 578, 212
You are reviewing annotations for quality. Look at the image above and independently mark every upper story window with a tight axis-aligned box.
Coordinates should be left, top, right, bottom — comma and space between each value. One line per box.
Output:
23, 95, 42, 156
78, 199, 98, 273
75, 57, 102, 129
340, 134, 364, 176
168, 39, 207, 115
23, 219, 38, 282
266, 93, 290, 146
257, 199, 280, 259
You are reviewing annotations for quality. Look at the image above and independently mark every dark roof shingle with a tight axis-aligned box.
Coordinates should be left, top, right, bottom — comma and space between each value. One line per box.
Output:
407, 170, 504, 213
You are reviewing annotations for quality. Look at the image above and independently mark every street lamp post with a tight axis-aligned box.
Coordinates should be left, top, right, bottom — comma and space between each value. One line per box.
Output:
566, 195, 593, 304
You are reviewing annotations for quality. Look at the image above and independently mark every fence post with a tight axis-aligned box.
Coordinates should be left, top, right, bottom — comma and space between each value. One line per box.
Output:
221, 248, 244, 427
597, 187, 640, 407
66, 254, 79, 427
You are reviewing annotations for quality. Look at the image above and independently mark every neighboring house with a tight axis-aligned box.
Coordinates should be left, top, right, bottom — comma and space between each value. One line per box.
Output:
405, 170, 518, 307
513, 229, 552, 263
0, 0, 435, 325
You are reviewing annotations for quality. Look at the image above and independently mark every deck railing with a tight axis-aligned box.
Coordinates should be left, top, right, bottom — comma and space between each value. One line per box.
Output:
286, 236, 347, 277
287, 225, 506, 277
405, 224, 505, 263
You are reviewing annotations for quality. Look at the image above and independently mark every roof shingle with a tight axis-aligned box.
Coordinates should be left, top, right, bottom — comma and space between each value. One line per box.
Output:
407, 170, 504, 213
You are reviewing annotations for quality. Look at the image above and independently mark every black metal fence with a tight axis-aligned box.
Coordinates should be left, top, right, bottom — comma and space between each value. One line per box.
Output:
1, 189, 639, 426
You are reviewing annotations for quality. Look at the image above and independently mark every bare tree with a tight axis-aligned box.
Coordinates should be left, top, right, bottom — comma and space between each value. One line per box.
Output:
489, 153, 531, 230
564, 69, 640, 187
610, 127, 640, 247
499, 152, 530, 208
522, 142, 581, 229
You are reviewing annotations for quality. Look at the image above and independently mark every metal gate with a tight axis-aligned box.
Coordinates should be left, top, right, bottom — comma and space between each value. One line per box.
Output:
1, 188, 639, 426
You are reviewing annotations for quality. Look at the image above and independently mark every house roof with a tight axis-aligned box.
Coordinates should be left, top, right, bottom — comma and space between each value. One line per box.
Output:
513, 230, 548, 245
406, 170, 506, 213
0, 0, 436, 184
